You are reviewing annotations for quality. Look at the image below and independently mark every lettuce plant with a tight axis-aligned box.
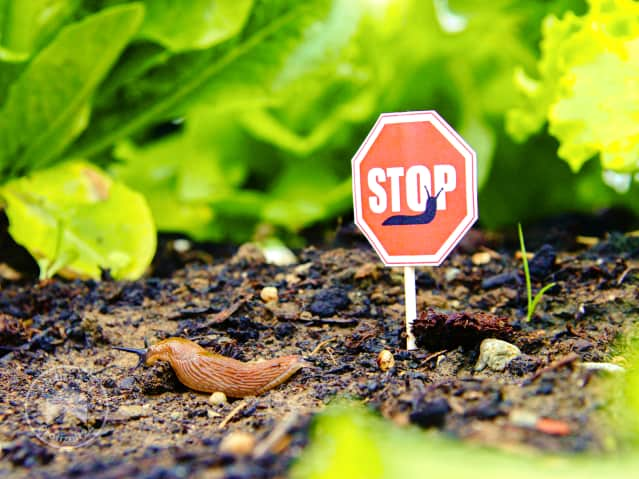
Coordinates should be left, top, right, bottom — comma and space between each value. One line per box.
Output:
508, 0, 639, 191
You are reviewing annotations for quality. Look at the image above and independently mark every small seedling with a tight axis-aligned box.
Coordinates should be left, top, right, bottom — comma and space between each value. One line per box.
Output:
518, 223, 556, 322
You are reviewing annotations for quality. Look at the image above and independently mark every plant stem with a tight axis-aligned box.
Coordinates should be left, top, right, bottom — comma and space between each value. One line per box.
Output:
518, 223, 533, 320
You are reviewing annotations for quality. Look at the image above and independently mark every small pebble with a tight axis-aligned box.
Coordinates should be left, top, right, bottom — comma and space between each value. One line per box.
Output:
172, 239, 192, 253
259, 239, 298, 266
170, 411, 182, 421
219, 431, 256, 456
260, 286, 279, 303
111, 404, 151, 421
475, 338, 521, 372
509, 409, 538, 428
208, 391, 228, 406
471, 252, 491, 265
536, 379, 554, 395
444, 268, 461, 282
117, 376, 137, 390
376, 350, 395, 371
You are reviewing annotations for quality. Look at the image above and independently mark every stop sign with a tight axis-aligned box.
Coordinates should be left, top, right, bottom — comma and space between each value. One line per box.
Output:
352, 111, 478, 266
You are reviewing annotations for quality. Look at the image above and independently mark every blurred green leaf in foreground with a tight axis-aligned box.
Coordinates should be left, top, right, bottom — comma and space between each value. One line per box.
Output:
292, 402, 635, 479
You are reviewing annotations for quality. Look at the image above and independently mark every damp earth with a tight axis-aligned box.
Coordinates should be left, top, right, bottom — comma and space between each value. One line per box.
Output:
1, 213, 639, 478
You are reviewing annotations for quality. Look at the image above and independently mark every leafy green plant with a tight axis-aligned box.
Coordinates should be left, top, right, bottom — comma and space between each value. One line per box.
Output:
518, 223, 556, 322
0, 0, 338, 277
508, 0, 639, 190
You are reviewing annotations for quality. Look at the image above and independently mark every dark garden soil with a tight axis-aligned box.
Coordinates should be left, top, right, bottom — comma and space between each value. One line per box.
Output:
1, 216, 639, 478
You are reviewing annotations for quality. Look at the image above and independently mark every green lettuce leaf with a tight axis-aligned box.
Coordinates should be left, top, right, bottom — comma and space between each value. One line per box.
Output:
507, 0, 639, 175
0, 161, 155, 279
111, 107, 256, 240
69, 0, 333, 159
0, 0, 79, 57
0, 3, 144, 180
138, 0, 253, 51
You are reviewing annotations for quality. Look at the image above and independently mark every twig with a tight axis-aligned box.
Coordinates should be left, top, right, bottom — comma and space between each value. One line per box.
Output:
523, 353, 579, 385
617, 266, 638, 286
253, 412, 300, 459
218, 400, 247, 429
325, 347, 337, 366
310, 337, 335, 356
206, 296, 249, 325
420, 349, 447, 366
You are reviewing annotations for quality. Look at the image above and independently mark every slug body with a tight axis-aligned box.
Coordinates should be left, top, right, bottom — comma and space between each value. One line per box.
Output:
382, 186, 443, 226
114, 338, 305, 398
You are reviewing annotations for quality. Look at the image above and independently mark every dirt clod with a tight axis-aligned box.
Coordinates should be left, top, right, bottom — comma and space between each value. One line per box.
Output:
309, 287, 350, 317
409, 398, 451, 429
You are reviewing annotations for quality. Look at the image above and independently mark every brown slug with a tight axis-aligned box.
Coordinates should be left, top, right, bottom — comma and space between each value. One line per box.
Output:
113, 338, 306, 398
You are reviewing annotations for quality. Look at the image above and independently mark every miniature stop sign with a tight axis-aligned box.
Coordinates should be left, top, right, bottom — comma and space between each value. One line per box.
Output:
352, 111, 478, 266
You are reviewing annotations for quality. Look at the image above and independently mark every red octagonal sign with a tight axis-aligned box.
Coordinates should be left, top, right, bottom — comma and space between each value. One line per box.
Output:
352, 111, 478, 266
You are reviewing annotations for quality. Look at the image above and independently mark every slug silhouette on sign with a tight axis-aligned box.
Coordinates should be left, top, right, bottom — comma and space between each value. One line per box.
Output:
382, 186, 443, 226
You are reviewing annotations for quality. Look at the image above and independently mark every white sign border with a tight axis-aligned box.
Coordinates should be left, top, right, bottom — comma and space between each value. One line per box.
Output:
352, 110, 478, 266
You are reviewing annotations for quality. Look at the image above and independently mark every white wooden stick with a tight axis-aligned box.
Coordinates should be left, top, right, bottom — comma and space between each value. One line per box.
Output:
404, 266, 417, 350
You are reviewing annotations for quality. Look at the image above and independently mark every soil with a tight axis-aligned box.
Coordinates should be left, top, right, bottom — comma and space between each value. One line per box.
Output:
1, 218, 639, 478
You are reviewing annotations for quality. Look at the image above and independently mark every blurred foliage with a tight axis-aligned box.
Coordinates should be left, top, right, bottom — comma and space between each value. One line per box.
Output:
508, 0, 639, 178
292, 401, 638, 479
1, 0, 639, 277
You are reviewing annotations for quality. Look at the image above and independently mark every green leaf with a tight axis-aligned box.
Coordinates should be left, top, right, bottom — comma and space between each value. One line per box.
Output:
0, 3, 144, 180
507, 0, 639, 175
69, 0, 333, 159
138, 0, 253, 52
111, 107, 254, 240
262, 161, 352, 231
0, 0, 80, 56
112, 135, 217, 239
0, 161, 156, 279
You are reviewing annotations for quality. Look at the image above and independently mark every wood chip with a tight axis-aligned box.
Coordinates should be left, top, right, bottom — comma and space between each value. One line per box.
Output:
534, 417, 571, 436
218, 400, 247, 429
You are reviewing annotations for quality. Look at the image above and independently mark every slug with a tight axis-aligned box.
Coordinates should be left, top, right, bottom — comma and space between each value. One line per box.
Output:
113, 338, 306, 398
382, 186, 444, 226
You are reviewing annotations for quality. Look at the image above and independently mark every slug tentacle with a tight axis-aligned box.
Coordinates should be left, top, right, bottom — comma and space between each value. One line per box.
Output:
113, 337, 305, 398
112, 346, 146, 368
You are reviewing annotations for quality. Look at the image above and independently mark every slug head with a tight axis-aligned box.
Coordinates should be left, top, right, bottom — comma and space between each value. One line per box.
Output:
145, 338, 207, 365
114, 338, 209, 368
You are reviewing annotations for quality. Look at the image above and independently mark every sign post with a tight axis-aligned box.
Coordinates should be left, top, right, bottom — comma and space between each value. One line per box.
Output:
352, 111, 478, 350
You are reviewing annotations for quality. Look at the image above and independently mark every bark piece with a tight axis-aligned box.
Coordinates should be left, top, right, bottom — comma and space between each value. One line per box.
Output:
412, 308, 515, 351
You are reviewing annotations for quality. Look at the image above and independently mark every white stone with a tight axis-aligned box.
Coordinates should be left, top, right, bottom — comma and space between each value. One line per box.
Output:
208, 391, 228, 406
260, 286, 279, 303
475, 338, 521, 372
